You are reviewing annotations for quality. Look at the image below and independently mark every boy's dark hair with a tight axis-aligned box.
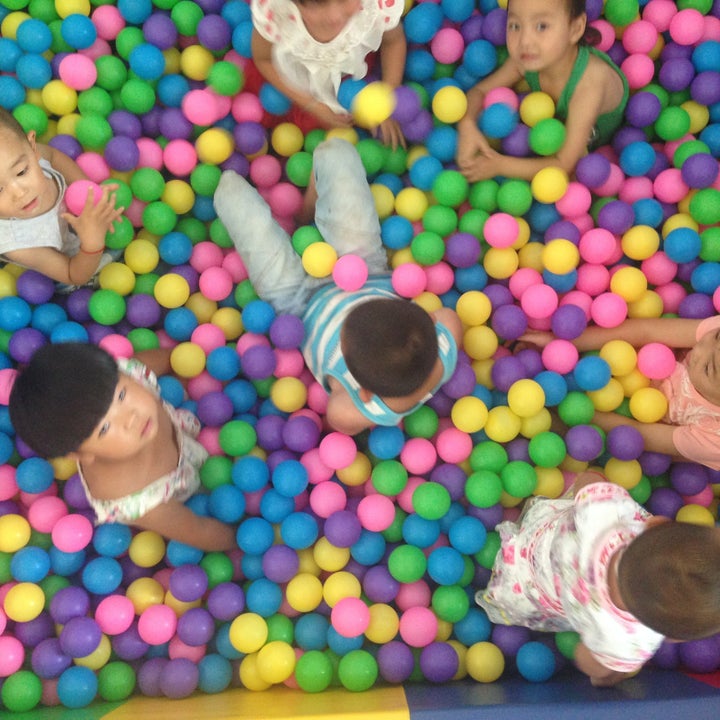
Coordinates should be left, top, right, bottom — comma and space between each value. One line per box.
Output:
618, 522, 720, 640
0, 107, 31, 143
9, 343, 119, 458
342, 299, 438, 397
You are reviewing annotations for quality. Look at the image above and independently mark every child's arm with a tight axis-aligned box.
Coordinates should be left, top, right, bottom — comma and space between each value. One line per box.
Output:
325, 378, 376, 435
432, 307, 463, 348
37, 141, 88, 185
133, 500, 238, 552
2, 185, 123, 285
574, 642, 637, 687
251, 30, 353, 129
592, 411, 681, 458
376, 25, 407, 150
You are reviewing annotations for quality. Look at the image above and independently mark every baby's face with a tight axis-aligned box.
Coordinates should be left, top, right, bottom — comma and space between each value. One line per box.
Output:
0, 129, 52, 220
686, 327, 720, 406
296, 0, 362, 40
76, 375, 162, 461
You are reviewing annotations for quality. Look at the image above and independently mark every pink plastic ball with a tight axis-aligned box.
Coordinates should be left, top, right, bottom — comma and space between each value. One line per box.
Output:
301, 447, 334, 484
593, 163, 625, 197
483, 213, 519, 248
138, 604, 178, 645
231, 92, 265, 123
58, 54, 97, 90
653, 169, 689, 204
76, 152, 110, 182
309, 480, 347, 517
250, 155, 282, 188
357, 494, 396, 531
395, 580, 431, 611
703, 15, 720, 41
669, 8, 705, 44
332, 254, 368, 292
331, 597, 371, 637
435, 427, 472, 463
91, 5, 126, 40
424, 262, 455, 295
51, 513, 93, 552
579, 228, 617, 264
430, 27, 465, 64
576, 263, 610, 296
199, 266, 233, 301
541, 339, 579, 374
392, 263, 427, 298
318, 432, 357, 470
0, 636, 25, 677
0, 368, 18, 405
641, 252, 677, 286
590, 19, 615, 50
683, 484, 714, 507
267, 183, 303, 218
95, 595, 135, 635
509, 267, 542, 299
400, 438, 437, 475
274, 348, 305, 377
590, 292, 628, 328
163, 139, 197, 176
555, 182, 592, 218
99, 333, 134, 359
182, 89, 221, 126
483, 87, 519, 110
306, 382, 329, 416
637, 342, 676, 380
27, 496, 68, 533
521, 284, 558, 320
559, 291, 592, 317
137, 138, 164, 170
620, 54, 656, 90
657, 282, 687, 314
222, 251, 248, 282
65, 180, 102, 215
622, 20, 659, 53
397, 477, 424, 514
643, 0, 677, 31
619, 177, 653, 204
187, 372, 223, 401
399, 606, 438, 648
190, 241, 225, 272
80, 37, 113, 61
191, 323, 226, 353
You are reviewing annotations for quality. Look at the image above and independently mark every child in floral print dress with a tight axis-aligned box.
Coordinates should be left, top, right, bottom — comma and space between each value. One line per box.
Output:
477, 470, 720, 686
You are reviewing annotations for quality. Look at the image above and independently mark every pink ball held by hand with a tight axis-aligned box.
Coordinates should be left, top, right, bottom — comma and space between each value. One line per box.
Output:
65, 179, 103, 215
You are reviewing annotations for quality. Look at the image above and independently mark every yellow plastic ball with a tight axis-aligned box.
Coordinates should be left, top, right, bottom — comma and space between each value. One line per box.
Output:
533, 466, 565, 498
51, 456, 76, 480
519, 91, 556, 126
465, 642, 505, 683
519, 408, 552, 438
180, 45, 215, 81
456, 290, 492, 326
0, 514, 31, 552
390, 247, 414, 268
4, 582, 44, 622
413, 291, 442, 313
662, 212, 696, 236
229, 613, 269, 654
75, 635, 112, 670
124, 239, 160, 275
239, 653, 272, 691
41, 79, 78, 116
431, 85, 468, 124
153, 272, 190, 308
507, 379, 546, 418
126, 577, 165, 613
162, 46, 181, 74
170, 341, 207, 378
185, 292, 218, 323
451, 396, 489, 433
2, 12, 31, 39
352, 81, 396, 128
326, 127, 359, 144
471, 358, 494, 388
336, 452, 372, 486
531, 166, 569, 204
271, 123, 305, 157
463, 325, 498, 360
610, 266, 648, 303
128, 530, 166, 568
448, 641, 468, 680
365, 603, 400, 644
621, 225, 660, 260
514, 217, 532, 249
627, 289, 664, 319
285, 573, 323, 612
312, 536, 350, 572
542, 238, 580, 274
600, 340, 637, 377
0, 268, 17, 297
323, 571, 362, 607
629, 387, 668, 423
395, 187, 429, 222
212, 306, 244, 340
98, 262, 136, 296
196, 127, 234, 164
406, 146, 429, 167
484, 406, 522, 443
483, 247, 519, 279
517, 242, 544, 272
162, 179, 196, 214
676, 504, 716, 527
587, 378, 625, 412
681, 100, 710, 134
270, 376, 308, 413
55, 0, 91, 16
370, 183, 396, 219
256, 640, 296, 684
302, 242, 338, 278
57, 113, 81, 137
617, 368, 651, 396
164, 590, 201, 616
603, 458, 642, 490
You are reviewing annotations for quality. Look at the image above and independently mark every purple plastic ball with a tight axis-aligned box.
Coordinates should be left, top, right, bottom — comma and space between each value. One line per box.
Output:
491, 623, 531, 656
442, 360, 477, 399
506, 437, 530, 462
50, 586, 90, 624
659, 58, 696, 92
624, 92, 662, 128
430, 462, 467, 501
177, 607, 215, 646
197, 15, 231, 50
255, 414, 286, 452
324, 510, 363, 548
126, 293, 162, 328
652, 640, 679, 670
112, 622, 151, 661
109, 110, 143, 139
32, 638, 72, 679
281, 415, 321, 453
363, 565, 400, 603
16, 270, 55, 304
484, 283, 514, 308
195, 390, 235, 427
377, 641, 415, 683
234, 121, 267, 155
8, 327, 47, 363
550, 304, 587, 340
160, 107, 193, 140
575, 153, 611, 188
490, 355, 528, 392
597, 200, 635, 234
402, 109, 434, 143
646, 486, 684, 519
639, 450, 672, 477
606, 425, 644, 460
169, 564, 209, 602
678, 292, 715, 319
391, 85, 423, 123
14, 612, 55, 648
269, 314, 305, 349
502, 122, 531, 157
159, 658, 200, 699
49, 134, 82, 159
491, 303, 528, 341
445, 232, 481, 268
481, 7, 507, 45
678, 637, 720, 673
691, 71, 720, 106
142, 14, 178, 49
670, 462, 708, 496
207, 582, 246, 621
545, 220, 581, 244
241, 345, 277, 379
565, 424, 604, 462
682, 153, 719, 189
515, 347, 544, 377
59, 616, 102, 657
138, 657, 169, 697
262, 544, 300, 583
420, 642, 459, 683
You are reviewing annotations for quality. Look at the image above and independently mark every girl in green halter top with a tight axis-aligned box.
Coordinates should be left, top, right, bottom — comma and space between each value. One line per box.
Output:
456, 0, 628, 183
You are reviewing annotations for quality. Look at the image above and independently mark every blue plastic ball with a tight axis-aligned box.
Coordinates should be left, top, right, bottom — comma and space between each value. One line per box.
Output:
0, 296, 32, 331
619, 141, 657, 177
463, 38, 497, 77
16, 19, 53, 53
516, 641, 557, 682
16, 457, 55, 493
11, 546, 51, 583
410, 155, 444, 191
231, 19, 253, 58
402, 514, 440, 548
272, 459, 309, 498
691, 262, 720, 294
259, 488, 295, 522
453, 607, 492, 645
157, 74, 191, 108
427, 546, 466, 585
664, 226, 702, 263
0, 38, 22, 71
164, 307, 198, 341
60, 14, 97, 50
280, 511, 319, 549
534, 370, 568, 406
245, 578, 282, 617
295, 613, 330, 651
206, 345, 241, 381
31, 303, 68, 336
403, 2, 444, 43
242, 299, 276, 334
50, 321, 89, 344
237, 516, 274, 554
128, 43, 166, 80
479, 103, 519, 139
81, 557, 123, 595
572, 356, 611, 391
381, 215, 414, 250
157, 375, 185, 407
448, 515, 487, 555
405, 49, 436, 83
16, 53, 52, 89
208, 484, 246, 523
117, 0, 153, 24
368, 425, 405, 459
350, 529, 386, 565
198, 654, 233, 694
231, 454, 269, 492
57, 665, 98, 708
0, 76, 26, 110
259, 82, 291, 115
92, 523, 133, 557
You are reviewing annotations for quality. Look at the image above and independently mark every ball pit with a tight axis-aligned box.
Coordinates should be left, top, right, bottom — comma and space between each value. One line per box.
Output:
0, 0, 718, 715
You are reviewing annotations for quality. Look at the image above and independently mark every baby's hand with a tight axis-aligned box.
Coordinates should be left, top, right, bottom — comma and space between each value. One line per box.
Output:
456, 124, 492, 169
309, 102, 354, 129
375, 118, 406, 151
459, 148, 503, 182
518, 330, 554, 348
63, 184, 124, 251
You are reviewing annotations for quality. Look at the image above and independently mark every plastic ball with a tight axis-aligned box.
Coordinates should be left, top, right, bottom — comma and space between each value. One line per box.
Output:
466, 642, 505, 683
431, 85, 468, 124
516, 641, 556, 682
629, 387, 668, 423
302, 243, 337, 278
352, 82, 396, 128
529, 118, 566, 156
637, 343, 676, 380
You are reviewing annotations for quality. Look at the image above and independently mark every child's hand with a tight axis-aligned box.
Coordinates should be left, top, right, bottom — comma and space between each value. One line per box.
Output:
309, 102, 354, 129
456, 123, 493, 170
518, 330, 554, 348
63, 184, 124, 252
459, 147, 504, 182
375, 118, 406, 151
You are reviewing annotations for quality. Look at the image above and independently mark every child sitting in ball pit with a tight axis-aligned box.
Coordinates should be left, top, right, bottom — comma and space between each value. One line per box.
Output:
522, 316, 720, 470
456, 0, 628, 182
8, 342, 238, 552
0, 108, 123, 288
478, 469, 720, 687
214, 137, 463, 436
250, 0, 407, 148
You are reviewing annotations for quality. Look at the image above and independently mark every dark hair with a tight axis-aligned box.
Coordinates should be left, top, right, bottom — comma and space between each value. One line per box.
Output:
342, 299, 438, 397
9, 343, 119, 458
567, 0, 601, 46
0, 107, 31, 143
618, 522, 720, 640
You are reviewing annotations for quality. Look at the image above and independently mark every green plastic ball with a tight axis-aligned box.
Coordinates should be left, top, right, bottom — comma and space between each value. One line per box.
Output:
171, 0, 205, 35
200, 455, 233, 490
292, 225, 323, 255
527, 432, 567, 468
78, 87, 114, 116
412, 481, 451, 520
690, 188, 720, 226
127, 327, 159, 352
422, 205, 458, 236
285, 152, 314, 188
39, 574, 70, 603
337, 650, 378, 692
218, 420, 257, 456
388, 544, 427, 583
474, 530, 500, 569
89, 289, 127, 326
102, 178, 132, 210
48, 19, 72, 53
0, 551, 13, 582
529, 117, 566, 156
673, 140, 711, 168
371, 459, 409, 495
558, 391, 595, 426
207, 61, 244, 96
356, 138, 387, 176
176, 217, 207, 242
458, 208, 488, 237
382, 146, 408, 175
432, 584, 471, 623
75, 114, 112, 151
381, 506, 407, 543
234, 279, 260, 308
266, 613, 295, 643
469, 441, 509, 473
3, 0, 30, 8
12, 104, 48, 137
497, 178, 532, 215
654, 106, 691, 142
303, 128, 327, 153
468, 179, 499, 212
500, 460, 538, 495
28, 0, 59, 22
403, 405, 439, 438
133, 276, 160, 297
120, 78, 157, 115
678, 0, 712, 10
603, 0, 639, 26
142, 202, 178, 236
190, 164, 222, 196
555, 631, 580, 660
700, 227, 720, 262
432, 170, 469, 207
200, 551, 234, 588
1, 671, 42, 713
105, 216, 134, 251
131, 167, 166, 202
209, 218, 233, 248
95, 55, 128, 91
115, 27, 145, 60
628, 475, 652, 505
98, 661, 136, 702
295, 651, 334, 693
411, 230, 445, 265
465, 469, 503, 508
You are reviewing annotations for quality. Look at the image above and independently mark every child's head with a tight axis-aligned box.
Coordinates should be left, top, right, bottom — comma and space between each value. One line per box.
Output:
0, 108, 48, 221
618, 522, 720, 640
685, 328, 720, 406
342, 299, 438, 398
9, 343, 119, 458
291, 0, 361, 37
